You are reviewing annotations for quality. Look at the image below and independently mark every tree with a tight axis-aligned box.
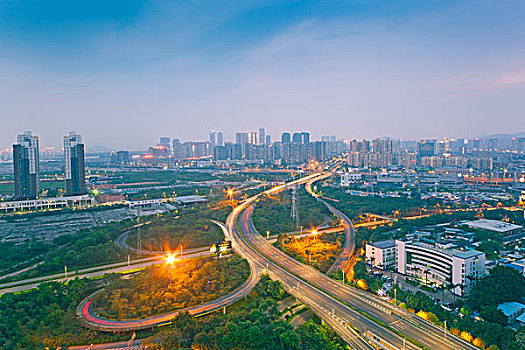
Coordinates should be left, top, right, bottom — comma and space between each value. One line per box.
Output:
473, 338, 486, 349
469, 266, 525, 323
460, 331, 474, 343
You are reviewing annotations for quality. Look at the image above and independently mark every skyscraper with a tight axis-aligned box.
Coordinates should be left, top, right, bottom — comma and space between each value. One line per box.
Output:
236, 132, 257, 157
172, 139, 183, 160
292, 132, 310, 144
159, 137, 171, 150
64, 131, 86, 196
210, 130, 224, 148
281, 132, 291, 144
258, 128, 266, 145
13, 131, 40, 200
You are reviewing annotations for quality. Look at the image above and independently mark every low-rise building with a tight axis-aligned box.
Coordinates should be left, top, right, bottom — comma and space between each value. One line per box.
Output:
365, 240, 396, 270
341, 172, 362, 186
497, 302, 525, 324
396, 239, 485, 295
465, 219, 522, 235
128, 198, 164, 209
376, 173, 405, 183
173, 195, 207, 205
0, 195, 93, 213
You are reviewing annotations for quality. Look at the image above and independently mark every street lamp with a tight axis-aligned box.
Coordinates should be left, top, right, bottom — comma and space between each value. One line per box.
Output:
312, 230, 318, 242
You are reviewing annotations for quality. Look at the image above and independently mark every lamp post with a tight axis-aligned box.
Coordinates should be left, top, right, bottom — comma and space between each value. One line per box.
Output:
394, 287, 397, 306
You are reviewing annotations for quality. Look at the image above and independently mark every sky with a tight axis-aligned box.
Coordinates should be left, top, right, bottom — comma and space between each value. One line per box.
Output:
0, 0, 524, 149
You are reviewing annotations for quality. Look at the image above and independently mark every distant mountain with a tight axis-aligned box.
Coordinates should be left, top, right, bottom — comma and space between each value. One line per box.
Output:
86, 145, 114, 153
479, 132, 525, 140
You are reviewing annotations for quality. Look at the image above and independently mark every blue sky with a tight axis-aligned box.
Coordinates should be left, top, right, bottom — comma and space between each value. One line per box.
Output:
0, 0, 524, 149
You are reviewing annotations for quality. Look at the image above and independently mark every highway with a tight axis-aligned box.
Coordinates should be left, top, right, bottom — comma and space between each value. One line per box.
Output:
230, 172, 478, 350
73, 172, 477, 348
304, 173, 357, 275
77, 221, 261, 332
115, 230, 210, 257
227, 174, 376, 350
323, 199, 355, 274
0, 250, 211, 295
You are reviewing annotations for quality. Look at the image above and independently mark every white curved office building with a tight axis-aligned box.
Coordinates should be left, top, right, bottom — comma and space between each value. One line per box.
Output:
396, 239, 485, 296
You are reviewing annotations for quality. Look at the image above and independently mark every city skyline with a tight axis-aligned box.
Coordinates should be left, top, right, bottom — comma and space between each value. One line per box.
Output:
1, 128, 525, 152
1, 1, 525, 148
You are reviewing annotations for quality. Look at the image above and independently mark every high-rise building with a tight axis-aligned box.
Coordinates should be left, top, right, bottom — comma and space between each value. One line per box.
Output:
292, 132, 310, 144
235, 132, 257, 157
322, 136, 337, 156
13, 131, 40, 200
172, 139, 183, 160
183, 142, 212, 158
209, 130, 224, 148
265, 134, 272, 146
418, 140, 436, 157
258, 128, 266, 145
64, 131, 86, 196
518, 138, 525, 154
281, 132, 291, 144
159, 137, 171, 150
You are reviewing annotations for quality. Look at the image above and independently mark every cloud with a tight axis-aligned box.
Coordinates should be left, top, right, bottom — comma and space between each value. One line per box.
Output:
499, 68, 525, 85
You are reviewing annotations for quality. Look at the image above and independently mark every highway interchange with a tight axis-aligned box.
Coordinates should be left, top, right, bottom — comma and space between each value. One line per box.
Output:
43, 171, 479, 349
228, 172, 478, 350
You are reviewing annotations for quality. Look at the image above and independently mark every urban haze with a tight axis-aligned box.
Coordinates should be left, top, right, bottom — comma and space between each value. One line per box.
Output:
0, 1, 525, 350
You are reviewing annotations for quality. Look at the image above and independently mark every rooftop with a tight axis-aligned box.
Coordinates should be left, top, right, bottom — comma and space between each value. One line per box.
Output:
497, 302, 525, 317
465, 219, 522, 233
399, 239, 484, 259
173, 195, 207, 204
369, 240, 395, 249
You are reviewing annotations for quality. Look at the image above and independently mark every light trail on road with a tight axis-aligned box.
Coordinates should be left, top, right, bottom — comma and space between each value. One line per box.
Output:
230, 172, 477, 350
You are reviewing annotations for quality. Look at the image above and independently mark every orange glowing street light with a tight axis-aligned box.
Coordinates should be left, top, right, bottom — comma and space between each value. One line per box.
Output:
166, 254, 176, 265
226, 188, 234, 203
312, 230, 318, 241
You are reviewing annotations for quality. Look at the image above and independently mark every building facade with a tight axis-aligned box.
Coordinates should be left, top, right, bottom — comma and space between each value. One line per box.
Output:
64, 131, 86, 196
396, 239, 485, 295
13, 131, 40, 200
365, 240, 396, 270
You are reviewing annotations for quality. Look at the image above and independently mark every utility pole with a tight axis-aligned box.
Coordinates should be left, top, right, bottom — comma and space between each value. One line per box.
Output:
215, 240, 221, 270
137, 207, 141, 252
291, 185, 299, 227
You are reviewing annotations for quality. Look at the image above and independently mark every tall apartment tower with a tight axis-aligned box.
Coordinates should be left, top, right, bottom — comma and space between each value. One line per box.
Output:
210, 130, 224, 148
258, 128, 266, 145
13, 131, 40, 200
159, 137, 171, 151
64, 131, 86, 196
